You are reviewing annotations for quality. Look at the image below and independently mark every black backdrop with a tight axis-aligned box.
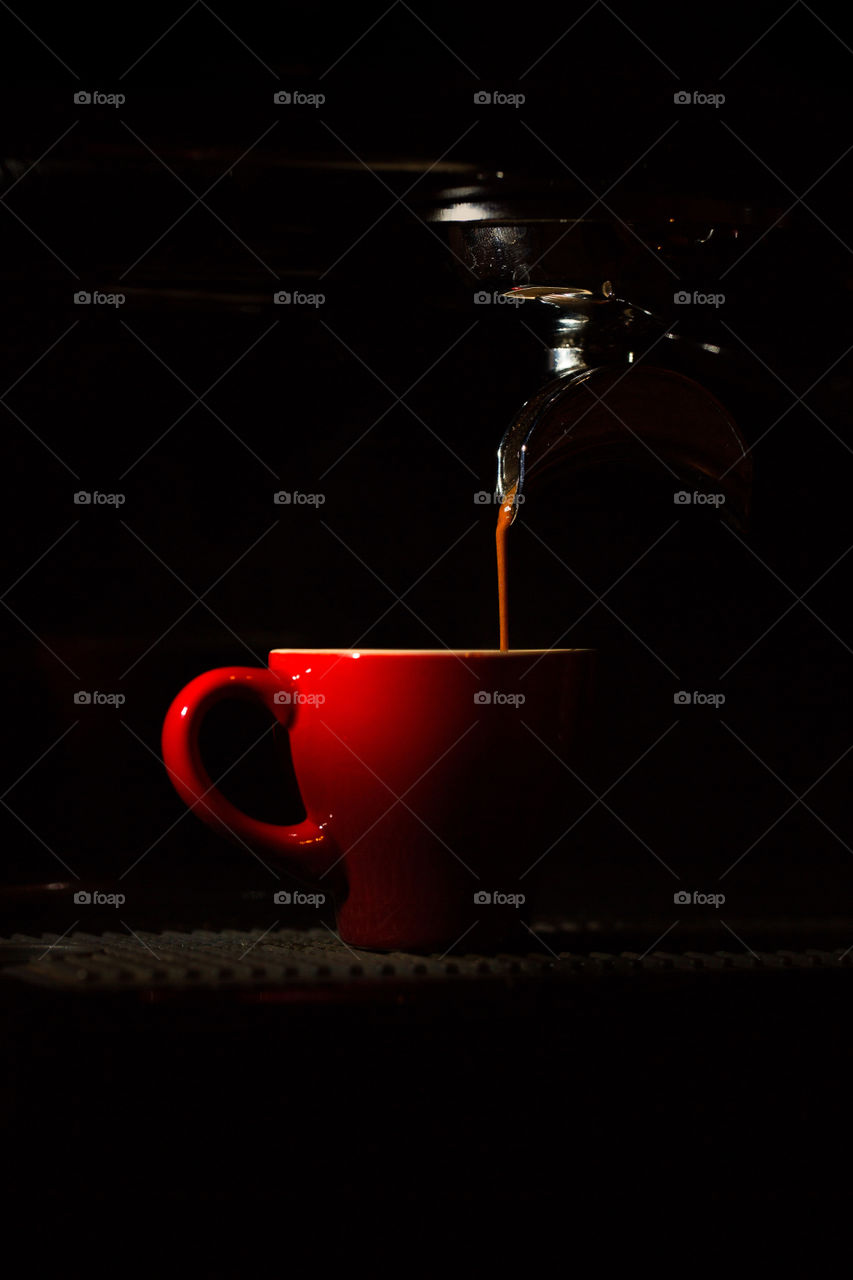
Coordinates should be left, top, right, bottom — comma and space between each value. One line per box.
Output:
2, 0, 850, 918
1, 0, 852, 1224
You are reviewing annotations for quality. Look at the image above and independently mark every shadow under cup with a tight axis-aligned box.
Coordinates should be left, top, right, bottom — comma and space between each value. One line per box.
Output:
162, 649, 595, 952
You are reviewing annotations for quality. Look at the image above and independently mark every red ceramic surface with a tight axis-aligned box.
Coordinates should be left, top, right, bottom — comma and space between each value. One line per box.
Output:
162, 649, 595, 951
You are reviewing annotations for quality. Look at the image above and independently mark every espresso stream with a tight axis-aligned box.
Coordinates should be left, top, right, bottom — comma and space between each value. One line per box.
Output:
496, 486, 516, 651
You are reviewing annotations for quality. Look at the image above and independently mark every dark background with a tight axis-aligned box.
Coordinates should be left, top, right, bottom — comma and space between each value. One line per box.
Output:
1, 0, 852, 1221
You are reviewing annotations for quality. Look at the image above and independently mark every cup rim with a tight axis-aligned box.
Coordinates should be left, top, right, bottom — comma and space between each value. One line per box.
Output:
269, 647, 594, 656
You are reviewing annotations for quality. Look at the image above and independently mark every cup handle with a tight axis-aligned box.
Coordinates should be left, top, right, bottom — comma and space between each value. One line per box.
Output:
161, 666, 339, 884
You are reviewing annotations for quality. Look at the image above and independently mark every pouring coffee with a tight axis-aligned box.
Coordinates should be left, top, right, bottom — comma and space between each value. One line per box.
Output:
493, 285, 752, 650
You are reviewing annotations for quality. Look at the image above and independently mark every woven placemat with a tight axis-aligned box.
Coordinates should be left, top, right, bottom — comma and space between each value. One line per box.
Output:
3, 920, 852, 994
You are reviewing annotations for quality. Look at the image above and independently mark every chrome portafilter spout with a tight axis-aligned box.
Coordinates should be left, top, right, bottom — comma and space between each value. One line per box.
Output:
496, 284, 753, 529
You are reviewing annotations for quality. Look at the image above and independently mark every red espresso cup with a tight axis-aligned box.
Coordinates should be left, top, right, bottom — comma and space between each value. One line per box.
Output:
162, 648, 595, 951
